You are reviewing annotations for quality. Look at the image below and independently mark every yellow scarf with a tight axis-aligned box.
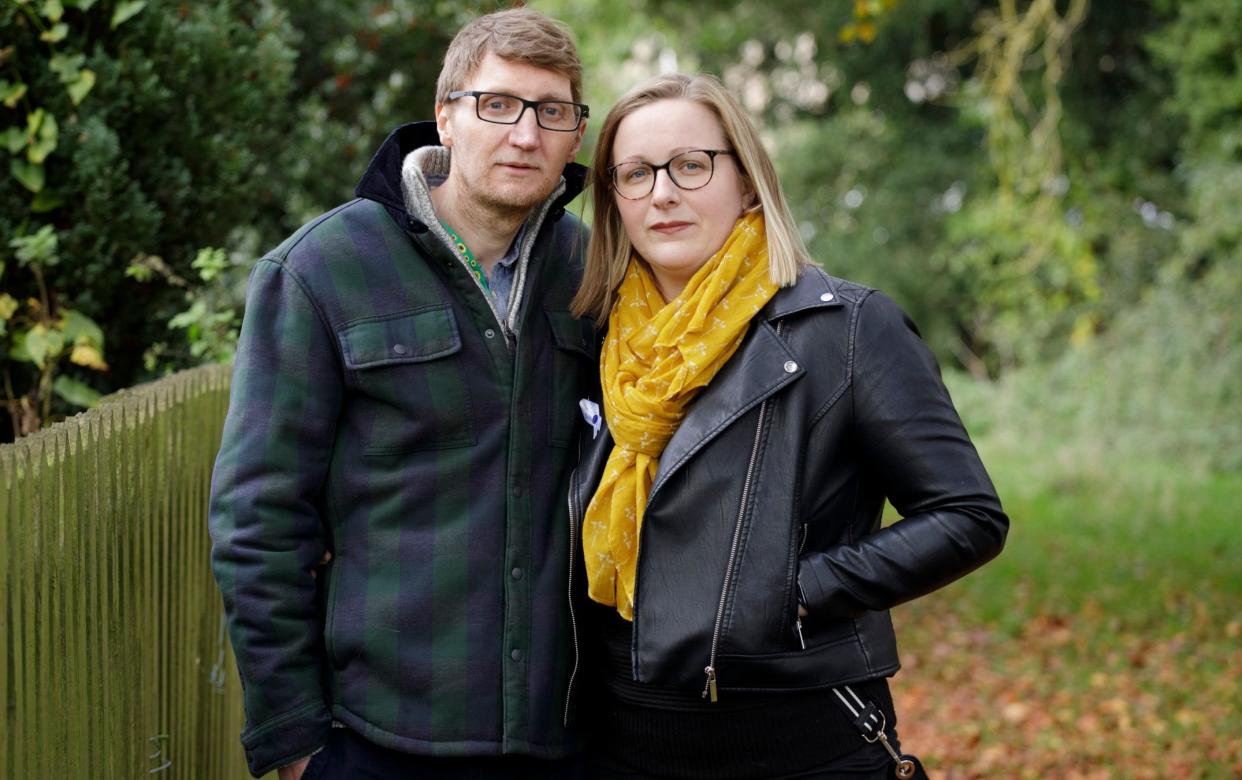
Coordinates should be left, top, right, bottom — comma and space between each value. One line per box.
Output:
584, 211, 778, 620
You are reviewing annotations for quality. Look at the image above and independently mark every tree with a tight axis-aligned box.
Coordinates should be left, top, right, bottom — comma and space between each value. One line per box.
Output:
1, 0, 300, 438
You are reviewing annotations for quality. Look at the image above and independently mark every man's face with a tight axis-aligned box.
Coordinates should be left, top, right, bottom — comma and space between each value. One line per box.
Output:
436, 53, 585, 216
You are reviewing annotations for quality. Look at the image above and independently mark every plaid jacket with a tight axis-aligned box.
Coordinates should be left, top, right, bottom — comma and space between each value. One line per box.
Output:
209, 123, 594, 777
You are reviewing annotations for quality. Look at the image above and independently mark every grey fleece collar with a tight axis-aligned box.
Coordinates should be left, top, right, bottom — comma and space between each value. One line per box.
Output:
399, 146, 566, 340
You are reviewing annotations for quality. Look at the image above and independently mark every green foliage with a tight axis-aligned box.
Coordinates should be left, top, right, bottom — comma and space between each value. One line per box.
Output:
10, 223, 58, 267
0, 0, 475, 440
3, 0, 1239, 458
1146, 0, 1242, 269
276, 0, 463, 226
110, 1, 145, 30
0, 0, 300, 438
52, 373, 100, 406
136, 246, 251, 366
1147, 0, 1242, 143
945, 259, 1241, 477
2, 224, 107, 435
127, 0, 467, 393
555, 0, 1240, 471
938, 195, 1097, 367
770, 100, 1004, 363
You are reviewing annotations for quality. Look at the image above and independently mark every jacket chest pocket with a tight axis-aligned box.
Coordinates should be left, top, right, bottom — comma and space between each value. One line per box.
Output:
544, 309, 595, 448
338, 305, 475, 455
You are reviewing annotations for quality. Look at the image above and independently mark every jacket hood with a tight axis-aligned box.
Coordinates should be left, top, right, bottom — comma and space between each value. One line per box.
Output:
354, 121, 588, 229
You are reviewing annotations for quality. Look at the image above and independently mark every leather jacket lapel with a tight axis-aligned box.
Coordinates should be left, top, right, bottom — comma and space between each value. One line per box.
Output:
650, 320, 803, 500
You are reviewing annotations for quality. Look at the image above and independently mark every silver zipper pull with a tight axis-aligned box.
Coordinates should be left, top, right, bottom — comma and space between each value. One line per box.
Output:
795, 617, 806, 650
701, 666, 718, 702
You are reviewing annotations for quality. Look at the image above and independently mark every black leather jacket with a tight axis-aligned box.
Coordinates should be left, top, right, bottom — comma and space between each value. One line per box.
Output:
567, 268, 1007, 705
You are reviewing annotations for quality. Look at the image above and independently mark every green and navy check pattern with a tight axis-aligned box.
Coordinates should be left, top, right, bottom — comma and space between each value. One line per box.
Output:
208, 123, 593, 777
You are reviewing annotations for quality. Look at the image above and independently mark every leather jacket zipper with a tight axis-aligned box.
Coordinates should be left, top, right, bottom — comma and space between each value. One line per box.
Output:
701, 321, 787, 702
701, 393, 772, 702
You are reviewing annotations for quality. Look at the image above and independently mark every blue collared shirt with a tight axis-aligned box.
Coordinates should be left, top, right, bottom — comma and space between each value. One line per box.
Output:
428, 172, 527, 319
488, 221, 527, 319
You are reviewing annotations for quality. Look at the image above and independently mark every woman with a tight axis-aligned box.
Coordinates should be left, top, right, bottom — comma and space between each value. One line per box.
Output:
567, 73, 1008, 779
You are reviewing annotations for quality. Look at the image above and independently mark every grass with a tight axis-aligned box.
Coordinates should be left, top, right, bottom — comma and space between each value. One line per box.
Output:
884, 382, 1241, 779
952, 453, 1239, 631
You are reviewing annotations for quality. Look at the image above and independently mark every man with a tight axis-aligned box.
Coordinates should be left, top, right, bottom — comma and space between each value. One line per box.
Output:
208, 9, 594, 778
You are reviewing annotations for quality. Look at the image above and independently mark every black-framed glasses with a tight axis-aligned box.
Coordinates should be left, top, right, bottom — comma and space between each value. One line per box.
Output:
446, 90, 589, 132
608, 149, 734, 200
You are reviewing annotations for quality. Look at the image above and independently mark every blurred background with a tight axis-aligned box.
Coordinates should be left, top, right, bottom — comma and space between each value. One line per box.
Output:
1, 0, 1238, 777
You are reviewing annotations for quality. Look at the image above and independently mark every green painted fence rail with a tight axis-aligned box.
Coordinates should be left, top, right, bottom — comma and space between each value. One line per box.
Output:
1, 363, 259, 779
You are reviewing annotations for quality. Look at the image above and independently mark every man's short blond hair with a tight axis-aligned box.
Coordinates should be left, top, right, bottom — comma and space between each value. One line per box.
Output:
435, 8, 583, 104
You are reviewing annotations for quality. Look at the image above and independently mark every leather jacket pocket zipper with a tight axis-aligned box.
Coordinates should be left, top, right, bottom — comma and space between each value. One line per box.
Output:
793, 522, 809, 649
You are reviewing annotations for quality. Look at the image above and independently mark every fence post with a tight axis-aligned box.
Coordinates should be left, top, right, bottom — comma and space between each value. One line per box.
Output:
0, 364, 253, 779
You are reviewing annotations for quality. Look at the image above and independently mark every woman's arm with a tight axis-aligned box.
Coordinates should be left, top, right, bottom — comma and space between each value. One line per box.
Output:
797, 291, 1008, 619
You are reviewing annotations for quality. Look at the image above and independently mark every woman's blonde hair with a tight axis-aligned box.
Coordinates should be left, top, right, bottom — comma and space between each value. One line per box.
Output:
572, 73, 812, 324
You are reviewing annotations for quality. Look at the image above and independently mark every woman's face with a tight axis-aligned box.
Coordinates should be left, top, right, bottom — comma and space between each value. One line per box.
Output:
611, 99, 749, 301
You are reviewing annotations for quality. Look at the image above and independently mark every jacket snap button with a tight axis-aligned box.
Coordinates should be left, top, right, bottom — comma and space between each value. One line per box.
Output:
784, 360, 798, 373
510, 648, 523, 662
484, 328, 496, 339
393, 344, 407, 355
820, 292, 835, 302
511, 567, 523, 580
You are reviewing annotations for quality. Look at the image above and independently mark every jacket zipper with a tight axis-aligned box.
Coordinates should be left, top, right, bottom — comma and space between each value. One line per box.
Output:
421, 223, 514, 349
563, 465, 581, 727
794, 522, 809, 649
468, 256, 511, 347
430, 181, 562, 351
699, 321, 788, 701
701, 394, 772, 702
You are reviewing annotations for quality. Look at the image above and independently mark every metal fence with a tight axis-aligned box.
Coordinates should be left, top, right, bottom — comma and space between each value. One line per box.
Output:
0, 363, 258, 779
